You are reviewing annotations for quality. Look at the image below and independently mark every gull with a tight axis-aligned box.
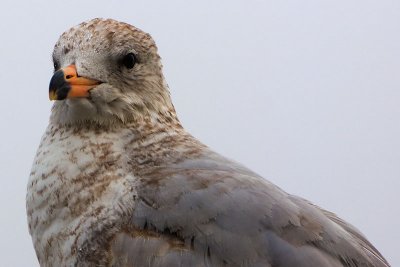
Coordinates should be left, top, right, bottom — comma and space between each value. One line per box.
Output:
27, 18, 390, 267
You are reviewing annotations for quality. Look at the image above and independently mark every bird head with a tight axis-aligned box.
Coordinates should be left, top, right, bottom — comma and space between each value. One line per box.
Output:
49, 18, 177, 127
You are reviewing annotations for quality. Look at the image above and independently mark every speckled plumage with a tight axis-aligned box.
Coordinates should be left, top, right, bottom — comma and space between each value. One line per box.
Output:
27, 18, 390, 267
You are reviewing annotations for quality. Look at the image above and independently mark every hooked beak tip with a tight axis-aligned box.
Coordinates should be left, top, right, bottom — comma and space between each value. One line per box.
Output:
49, 90, 58, 101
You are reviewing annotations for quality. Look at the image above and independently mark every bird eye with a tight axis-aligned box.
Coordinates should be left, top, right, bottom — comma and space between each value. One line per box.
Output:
121, 53, 137, 69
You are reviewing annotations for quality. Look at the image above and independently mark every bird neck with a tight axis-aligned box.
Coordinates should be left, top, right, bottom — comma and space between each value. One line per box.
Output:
49, 95, 181, 130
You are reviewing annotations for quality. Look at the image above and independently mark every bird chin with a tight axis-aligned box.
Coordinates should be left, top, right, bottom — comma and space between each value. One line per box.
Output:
52, 95, 130, 127
50, 98, 97, 126
65, 97, 95, 110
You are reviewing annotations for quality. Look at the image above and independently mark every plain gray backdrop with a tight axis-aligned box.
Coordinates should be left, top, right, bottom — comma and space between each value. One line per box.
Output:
0, 1, 398, 266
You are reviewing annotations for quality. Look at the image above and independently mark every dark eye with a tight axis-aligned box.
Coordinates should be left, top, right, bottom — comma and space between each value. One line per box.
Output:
121, 53, 137, 69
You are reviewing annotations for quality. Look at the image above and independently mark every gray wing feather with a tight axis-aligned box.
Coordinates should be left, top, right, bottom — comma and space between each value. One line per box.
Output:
110, 152, 389, 267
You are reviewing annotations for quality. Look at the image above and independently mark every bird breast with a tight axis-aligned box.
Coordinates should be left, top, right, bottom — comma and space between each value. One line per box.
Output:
26, 124, 138, 266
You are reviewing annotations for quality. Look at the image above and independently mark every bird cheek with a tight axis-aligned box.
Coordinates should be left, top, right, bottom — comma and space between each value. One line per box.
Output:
88, 84, 121, 103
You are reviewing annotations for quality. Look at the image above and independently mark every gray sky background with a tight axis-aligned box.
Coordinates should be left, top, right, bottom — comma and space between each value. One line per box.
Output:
0, 1, 398, 266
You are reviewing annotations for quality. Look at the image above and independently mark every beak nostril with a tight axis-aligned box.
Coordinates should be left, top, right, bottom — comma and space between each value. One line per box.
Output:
66, 75, 74, 79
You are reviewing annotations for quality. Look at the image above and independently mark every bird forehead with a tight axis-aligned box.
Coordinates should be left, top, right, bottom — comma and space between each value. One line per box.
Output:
54, 18, 156, 56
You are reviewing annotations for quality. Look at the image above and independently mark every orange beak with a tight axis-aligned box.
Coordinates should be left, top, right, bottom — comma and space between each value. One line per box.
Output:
49, 65, 101, 100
